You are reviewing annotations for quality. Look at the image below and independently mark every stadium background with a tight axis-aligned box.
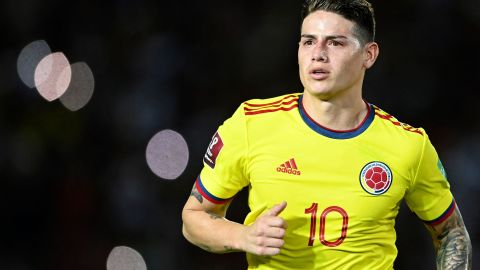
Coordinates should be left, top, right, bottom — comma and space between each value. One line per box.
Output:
0, 0, 478, 269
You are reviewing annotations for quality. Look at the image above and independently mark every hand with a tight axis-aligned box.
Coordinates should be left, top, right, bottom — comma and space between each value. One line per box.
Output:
241, 201, 288, 256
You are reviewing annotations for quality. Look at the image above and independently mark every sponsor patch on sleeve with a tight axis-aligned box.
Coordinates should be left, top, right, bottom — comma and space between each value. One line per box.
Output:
203, 132, 224, 169
437, 159, 448, 180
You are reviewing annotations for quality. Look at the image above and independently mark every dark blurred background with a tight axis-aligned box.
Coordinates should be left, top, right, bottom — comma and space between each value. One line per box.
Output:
0, 0, 479, 269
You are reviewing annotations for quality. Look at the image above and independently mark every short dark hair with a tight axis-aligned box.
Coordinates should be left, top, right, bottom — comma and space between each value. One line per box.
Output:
301, 0, 376, 44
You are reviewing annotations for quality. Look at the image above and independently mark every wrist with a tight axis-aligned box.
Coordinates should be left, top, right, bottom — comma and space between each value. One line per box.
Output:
230, 222, 248, 252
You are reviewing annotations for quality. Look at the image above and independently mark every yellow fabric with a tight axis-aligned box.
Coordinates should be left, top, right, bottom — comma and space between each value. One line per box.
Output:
198, 93, 453, 270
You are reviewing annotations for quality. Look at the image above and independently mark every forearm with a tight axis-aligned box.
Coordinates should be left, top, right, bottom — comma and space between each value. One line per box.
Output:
429, 207, 472, 270
436, 226, 472, 270
182, 208, 246, 253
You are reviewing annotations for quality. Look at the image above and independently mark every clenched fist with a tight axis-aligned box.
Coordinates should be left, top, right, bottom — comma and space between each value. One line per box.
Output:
241, 201, 288, 256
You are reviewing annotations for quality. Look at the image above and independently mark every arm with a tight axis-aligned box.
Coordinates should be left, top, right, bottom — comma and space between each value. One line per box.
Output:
182, 183, 287, 255
425, 206, 472, 270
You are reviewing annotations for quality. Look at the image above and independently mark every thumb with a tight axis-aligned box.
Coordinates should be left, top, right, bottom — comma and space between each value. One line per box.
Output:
266, 201, 287, 217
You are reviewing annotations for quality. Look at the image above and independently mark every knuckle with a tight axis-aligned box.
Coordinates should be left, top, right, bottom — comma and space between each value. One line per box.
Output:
259, 218, 269, 227
256, 237, 265, 246
253, 227, 262, 237
257, 216, 267, 222
273, 218, 282, 226
257, 225, 268, 236
256, 246, 265, 255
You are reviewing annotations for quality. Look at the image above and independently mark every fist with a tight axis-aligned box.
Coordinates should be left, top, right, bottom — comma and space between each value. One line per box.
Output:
242, 201, 288, 256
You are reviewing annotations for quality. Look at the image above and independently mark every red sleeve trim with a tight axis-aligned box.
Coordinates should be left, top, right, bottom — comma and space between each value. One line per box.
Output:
195, 176, 231, 204
424, 199, 456, 226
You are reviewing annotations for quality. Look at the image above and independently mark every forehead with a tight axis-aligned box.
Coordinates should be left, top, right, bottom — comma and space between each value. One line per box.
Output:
301, 10, 356, 37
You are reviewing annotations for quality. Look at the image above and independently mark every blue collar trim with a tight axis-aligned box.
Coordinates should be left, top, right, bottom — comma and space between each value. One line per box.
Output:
298, 95, 374, 139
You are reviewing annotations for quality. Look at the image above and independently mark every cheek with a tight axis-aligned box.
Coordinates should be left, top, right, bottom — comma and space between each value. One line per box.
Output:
337, 53, 363, 73
298, 63, 307, 85
297, 57, 309, 86
298, 53, 309, 73
339, 58, 364, 85
298, 50, 307, 65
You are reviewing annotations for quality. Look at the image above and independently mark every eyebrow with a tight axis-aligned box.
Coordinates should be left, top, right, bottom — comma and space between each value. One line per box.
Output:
300, 34, 349, 40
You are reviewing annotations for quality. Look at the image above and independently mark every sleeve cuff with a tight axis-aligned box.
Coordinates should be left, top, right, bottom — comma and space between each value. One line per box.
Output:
423, 199, 456, 226
195, 176, 232, 204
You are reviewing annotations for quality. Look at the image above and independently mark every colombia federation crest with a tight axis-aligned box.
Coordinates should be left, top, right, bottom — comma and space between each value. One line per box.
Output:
359, 161, 393, 195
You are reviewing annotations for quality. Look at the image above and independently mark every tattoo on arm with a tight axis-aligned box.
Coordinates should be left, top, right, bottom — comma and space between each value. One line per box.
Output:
190, 184, 203, 203
208, 211, 222, 220
207, 203, 227, 220
190, 184, 229, 220
199, 245, 234, 253
187, 186, 235, 253
224, 246, 234, 252
430, 208, 472, 270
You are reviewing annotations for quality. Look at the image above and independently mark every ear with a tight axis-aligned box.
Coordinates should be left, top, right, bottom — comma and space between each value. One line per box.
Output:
363, 42, 379, 69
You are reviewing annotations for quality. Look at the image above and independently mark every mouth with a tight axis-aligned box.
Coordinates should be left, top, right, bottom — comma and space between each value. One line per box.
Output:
309, 68, 329, 80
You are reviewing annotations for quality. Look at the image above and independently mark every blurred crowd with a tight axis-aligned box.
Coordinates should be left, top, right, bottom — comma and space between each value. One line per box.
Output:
0, 0, 478, 269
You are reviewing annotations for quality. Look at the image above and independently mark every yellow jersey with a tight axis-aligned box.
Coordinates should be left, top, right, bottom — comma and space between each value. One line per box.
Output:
196, 93, 454, 270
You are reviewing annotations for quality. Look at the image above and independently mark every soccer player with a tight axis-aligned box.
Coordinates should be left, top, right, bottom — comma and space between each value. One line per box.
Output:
181, 0, 472, 269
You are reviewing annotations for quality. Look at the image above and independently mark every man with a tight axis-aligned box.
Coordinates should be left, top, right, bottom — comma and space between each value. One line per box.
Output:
182, 0, 472, 269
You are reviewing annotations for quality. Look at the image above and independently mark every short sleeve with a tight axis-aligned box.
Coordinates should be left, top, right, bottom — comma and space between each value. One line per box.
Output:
404, 131, 454, 224
196, 104, 249, 204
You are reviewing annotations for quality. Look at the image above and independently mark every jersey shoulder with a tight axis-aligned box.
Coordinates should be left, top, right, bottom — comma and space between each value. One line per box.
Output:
242, 93, 301, 116
221, 93, 301, 136
372, 104, 425, 137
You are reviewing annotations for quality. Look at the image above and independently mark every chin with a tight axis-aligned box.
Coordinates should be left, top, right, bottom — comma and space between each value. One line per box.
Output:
306, 92, 335, 102
305, 86, 335, 100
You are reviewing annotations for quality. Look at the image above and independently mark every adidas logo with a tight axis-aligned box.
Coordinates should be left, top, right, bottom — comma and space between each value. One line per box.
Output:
277, 158, 301, 175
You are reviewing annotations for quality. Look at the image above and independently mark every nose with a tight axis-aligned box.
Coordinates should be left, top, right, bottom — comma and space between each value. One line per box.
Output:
312, 43, 328, 62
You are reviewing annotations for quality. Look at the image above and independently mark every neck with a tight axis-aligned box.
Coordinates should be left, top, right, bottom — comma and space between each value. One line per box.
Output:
301, 91, 368, 131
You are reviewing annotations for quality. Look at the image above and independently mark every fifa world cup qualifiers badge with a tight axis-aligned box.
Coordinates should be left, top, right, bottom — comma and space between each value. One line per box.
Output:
359, 161, 393, 195
204, 132, 224, 169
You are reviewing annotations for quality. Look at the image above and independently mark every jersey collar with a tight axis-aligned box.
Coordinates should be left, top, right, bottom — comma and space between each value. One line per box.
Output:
298, 95, 374, 139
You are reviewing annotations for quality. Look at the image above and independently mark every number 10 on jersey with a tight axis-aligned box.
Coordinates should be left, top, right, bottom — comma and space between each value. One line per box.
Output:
304, 203, 349, 247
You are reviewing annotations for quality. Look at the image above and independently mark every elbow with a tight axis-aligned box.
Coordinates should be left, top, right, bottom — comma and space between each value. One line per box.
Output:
182, 207, 202, 248
182, 222, 194, 244
181, 210, 194, 244
182, 209, 218, 253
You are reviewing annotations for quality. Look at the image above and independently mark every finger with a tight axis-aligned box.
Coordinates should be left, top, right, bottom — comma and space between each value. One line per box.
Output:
256, 246, 282, 256
264, 227, 286, 239
259, 237, 285, 248
266, 201, 287, 217
264, 216, 287, 229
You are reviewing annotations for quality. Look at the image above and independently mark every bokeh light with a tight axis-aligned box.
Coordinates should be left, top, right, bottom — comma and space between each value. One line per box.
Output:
16, 40, 51, 88
59, 62, 95, 111
146, 129, 189, 180
106, 246, 147, 270
34, 52, 72, 101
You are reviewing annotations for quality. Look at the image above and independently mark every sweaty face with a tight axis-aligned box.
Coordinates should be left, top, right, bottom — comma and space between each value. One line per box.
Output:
298, 10, 366, 101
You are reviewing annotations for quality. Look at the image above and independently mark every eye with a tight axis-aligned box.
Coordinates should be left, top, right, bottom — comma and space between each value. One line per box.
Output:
328, 40, 343, 47
303, 39, 314, 46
